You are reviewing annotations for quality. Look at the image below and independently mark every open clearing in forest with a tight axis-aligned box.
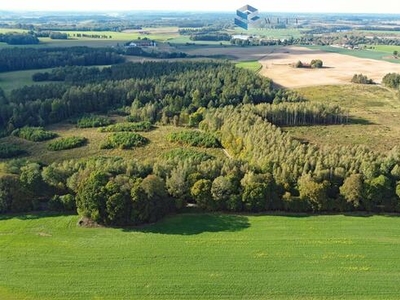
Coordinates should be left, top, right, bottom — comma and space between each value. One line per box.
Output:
1, 213, 400, 299
0, 68, 54, 96
0, 120, 224, 165
286, 84, 400, 152
260, 46, 400, 88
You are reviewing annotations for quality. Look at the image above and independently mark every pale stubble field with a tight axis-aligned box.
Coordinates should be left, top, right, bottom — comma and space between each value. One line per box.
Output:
260, 46, 400, 88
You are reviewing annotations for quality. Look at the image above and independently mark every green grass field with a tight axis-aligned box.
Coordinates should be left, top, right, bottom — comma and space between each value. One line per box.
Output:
1, 213, 400, 299
235, 60, 263, 72
0, 26, 180, 48
0, 68, 54, 96
306, 45, 400, 64
0, 66, 106, 96
369, 44, 400, 54
0, 28, 27, 34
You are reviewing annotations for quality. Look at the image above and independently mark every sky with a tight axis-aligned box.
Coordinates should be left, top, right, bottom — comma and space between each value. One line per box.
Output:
1, 0, 399, 14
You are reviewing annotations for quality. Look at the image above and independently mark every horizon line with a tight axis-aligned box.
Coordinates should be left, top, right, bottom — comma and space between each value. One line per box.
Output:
1, 9, 400, 15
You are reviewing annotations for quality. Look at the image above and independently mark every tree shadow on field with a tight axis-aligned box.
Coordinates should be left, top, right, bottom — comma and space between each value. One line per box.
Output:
125, 214, 250, 235
0, 212, 74, 221
348, 117, 375, 125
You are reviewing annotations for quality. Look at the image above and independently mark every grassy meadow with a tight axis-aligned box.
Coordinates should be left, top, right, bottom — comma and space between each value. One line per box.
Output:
235, 60, 263, 72
1, 213, 400, 299
287, 84, 400, 152
306, 45, 400, 64
0, 121, 225, 165
370, 45, 400, 55
0, 68, 55, 96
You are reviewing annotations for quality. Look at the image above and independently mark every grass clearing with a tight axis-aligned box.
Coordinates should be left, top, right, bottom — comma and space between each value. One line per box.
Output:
0, 119, 225, 164
0, 68, 54, 96
286, 84, 400, 152
236, 60, 262, 72
1, 213, 400, 299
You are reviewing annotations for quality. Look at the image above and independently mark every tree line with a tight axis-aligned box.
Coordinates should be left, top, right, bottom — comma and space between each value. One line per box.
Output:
0, 33, 39, 45
0, 47, 124, 72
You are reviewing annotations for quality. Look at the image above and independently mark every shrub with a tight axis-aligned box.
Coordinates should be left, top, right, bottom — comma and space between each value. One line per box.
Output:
294, 60, 303, 68
77, 115, 112, 128
167, 130, 221, 148
99, 121, 153, 133
47, 136, 87, 151
0, 144, 27, 158
310, 59, 323, 68
351, 74, 374, 84
100, 132, 148, 149
382, 73, 400, 89
12, 126, 57, 142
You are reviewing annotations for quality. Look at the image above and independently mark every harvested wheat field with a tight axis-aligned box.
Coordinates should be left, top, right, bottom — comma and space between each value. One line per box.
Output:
260, 46, 400, 88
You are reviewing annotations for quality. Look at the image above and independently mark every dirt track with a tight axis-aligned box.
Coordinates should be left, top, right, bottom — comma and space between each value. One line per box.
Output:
259, 46, 400, 88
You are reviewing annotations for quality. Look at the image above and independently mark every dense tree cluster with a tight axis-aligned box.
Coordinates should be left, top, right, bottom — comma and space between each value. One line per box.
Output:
293, 59, 323, 69
0, 144, 26, 159
76, 115, 113, 128
100, 132, 149, 149
49, 32, 68, 39
167, 130, 221, 148
351, 74, 374, 85
0, 33, 39, 45
190, 33, 231, 41
47, 136, 87, 151
124, 47, 188, 59
253, 102, 348, 126
200, 106, 400, 212
0, 61, 303, 131
98, 121, 153, 133
382, 73, 400, 89
0, 47, 124, 72
12, 127, 57, 142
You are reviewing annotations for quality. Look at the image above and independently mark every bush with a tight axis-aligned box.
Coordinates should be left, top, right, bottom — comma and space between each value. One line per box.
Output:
100, 132, 148, 149
382, 73, 400, 89
12, 126, 58, 142
47, 136, 87, 151
310, 59, 323, 68
294, 60, 303, 68
99, 121, 153, 133
167, 130, 221, 148
77, 115, 113, 128
351, 74, 374, 84
0, 144, 27, 158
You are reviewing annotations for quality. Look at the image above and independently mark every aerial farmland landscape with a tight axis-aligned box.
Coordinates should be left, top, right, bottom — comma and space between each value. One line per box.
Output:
1, 0, 400, 299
